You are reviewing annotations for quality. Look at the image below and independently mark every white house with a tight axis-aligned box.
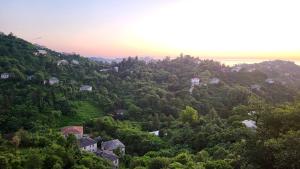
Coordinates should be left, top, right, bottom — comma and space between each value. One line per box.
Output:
149, 130, 159, 136
242, 120, 257, 129
57, 60, 69, 66
100, 68, 110, 72
80, 85, 92, 91
34, 49, 47, 55
79, 137, 97, 152
265, 78, 275, 84
72, 60, 79, 65
191, 77, 200, 86
1, 73, 9, 79
209, 78, 220, 84
49, 77, 59, 85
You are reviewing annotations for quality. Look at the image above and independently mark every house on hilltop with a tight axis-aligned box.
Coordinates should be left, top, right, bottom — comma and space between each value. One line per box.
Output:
61, 126, 83, 139
34, 49, 47, 56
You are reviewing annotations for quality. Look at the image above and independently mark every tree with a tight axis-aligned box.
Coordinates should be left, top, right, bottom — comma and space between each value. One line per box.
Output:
180, 106, 198, 124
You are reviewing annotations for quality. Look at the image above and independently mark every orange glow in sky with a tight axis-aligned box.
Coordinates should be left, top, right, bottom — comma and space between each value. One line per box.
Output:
1, 0, 300, 60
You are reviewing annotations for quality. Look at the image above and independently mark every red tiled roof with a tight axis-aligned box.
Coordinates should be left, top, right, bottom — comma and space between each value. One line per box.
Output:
61, 126, 83, 135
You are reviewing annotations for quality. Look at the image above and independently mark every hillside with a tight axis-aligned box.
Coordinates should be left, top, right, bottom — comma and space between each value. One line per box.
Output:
1, 33, 300, 169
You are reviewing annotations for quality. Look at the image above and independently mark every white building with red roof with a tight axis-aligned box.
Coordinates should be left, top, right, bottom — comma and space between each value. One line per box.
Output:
61, 126, 83, 139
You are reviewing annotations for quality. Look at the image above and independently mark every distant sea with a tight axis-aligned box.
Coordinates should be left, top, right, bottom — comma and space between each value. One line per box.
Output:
213, 58, 300, 66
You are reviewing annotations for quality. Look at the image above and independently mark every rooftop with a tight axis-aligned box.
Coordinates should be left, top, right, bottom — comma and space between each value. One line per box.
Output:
102, 139, 125, 150
79, 137, 97, 147
61, 126, 83, 135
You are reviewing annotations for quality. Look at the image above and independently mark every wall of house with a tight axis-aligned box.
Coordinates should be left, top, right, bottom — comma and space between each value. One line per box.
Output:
82, 143, 97, 152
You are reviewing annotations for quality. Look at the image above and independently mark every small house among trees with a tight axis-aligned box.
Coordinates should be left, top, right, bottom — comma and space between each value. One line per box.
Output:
265, 78, 275, 84
79, 137, 97, 152
57, 60, 69, 66
1, 73, 10, 79
80, 85, 92, 91
49, 77, 59, 85
209, 78, 220, 84
191, 77, 200, 86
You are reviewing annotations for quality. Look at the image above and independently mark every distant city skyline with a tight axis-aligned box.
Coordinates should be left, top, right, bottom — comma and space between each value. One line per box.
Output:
1, 0, 300, 61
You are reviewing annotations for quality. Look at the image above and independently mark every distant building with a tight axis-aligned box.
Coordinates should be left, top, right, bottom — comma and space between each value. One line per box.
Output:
61, 126, 83, 139
34, 49, 47, 56
112, 109, 126, 120
101, 139, 125, 156
248, 111, 256, 116
96, 150, 119, 168
242, 120, 257, 129
100, 68, 110, 72
265, 78, 275, 84
247, 68, 256, 72
209, 78, 220, 84
191, 77, 200, 86
1, 73, 9, 79
79, 137, 97, 152
57, 59, 69, 66
231, 66, 242, 72
80, 85, 92, 91
72, 60, 79, 65
49, 77, 59, 85
250, 84, 261, 90
149, 130, 159, 136
114, 66, 119, 72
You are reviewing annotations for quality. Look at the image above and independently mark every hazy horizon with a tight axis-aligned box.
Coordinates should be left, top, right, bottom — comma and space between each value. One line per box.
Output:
1, 0, 300, 62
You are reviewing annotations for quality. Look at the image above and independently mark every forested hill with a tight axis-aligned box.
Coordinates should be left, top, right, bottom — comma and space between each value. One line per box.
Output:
0, 32, 299, 132
1, 33, 300, 169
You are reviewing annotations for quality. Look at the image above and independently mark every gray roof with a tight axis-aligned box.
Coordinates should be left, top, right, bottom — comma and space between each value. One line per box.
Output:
102, 139, 125, 150
96, 150, 118, 161
79, 137, 97, 148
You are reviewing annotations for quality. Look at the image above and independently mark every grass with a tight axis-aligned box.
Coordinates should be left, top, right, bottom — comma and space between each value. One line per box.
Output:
59, 101, 104, 126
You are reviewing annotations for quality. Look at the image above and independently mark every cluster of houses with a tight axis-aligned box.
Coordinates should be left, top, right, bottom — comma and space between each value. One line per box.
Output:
61, 126, 125, 168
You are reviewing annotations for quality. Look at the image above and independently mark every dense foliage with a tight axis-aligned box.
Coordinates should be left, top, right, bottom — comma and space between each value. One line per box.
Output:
0, 33, 300, 169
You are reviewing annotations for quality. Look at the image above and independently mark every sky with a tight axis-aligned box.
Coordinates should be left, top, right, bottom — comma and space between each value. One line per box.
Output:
1, 0, 300, 61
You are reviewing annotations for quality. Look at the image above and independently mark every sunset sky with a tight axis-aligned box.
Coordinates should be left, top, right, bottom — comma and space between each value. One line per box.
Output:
1, 0, 300, 60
